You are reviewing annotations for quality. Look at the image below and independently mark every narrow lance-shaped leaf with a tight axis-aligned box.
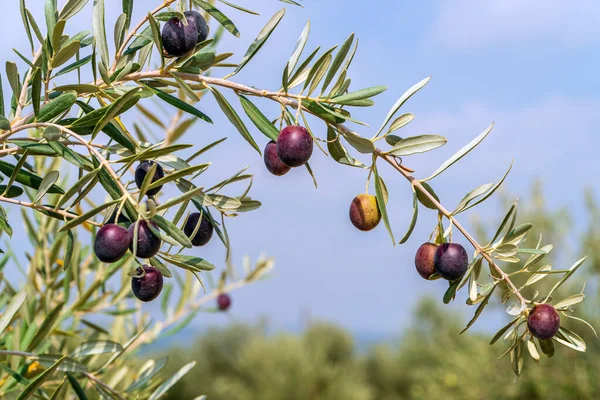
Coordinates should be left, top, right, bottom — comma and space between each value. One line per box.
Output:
16, 356, 65, 400
34, 170, 60, 203
194, 0, 240, 37
321, 33, 354, 93
239, 95, 278, 141
209, 87, 260, 154
388, 134, 447, 157
459, 160, 513, 213
0, 159, 64, 194
229, 9, 285, 77
376, 76, 431, 136
374, 164, 395, 244
60, 0, 90, 20
59, 198, 120, 232
148, 361, 197, 400
330, 86, 387, 105
143, 83, 213, 124
424, 123, 495, 182
0, 291, 26, 336
31, 91, 77, 123
92, 0, 110, 69
288, 20, 310, 73
71, 340, 124, 358
452, 183, 494, 215
399, 189, 418, 244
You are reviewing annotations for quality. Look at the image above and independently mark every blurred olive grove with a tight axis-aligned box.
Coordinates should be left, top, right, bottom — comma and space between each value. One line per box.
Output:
161, 181, 600, 400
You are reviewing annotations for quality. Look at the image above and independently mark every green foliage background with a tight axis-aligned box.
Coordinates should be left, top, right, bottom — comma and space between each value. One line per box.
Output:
162, 183, 600, 400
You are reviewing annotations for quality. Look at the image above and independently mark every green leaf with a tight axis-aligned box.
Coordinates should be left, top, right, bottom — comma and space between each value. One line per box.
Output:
32, 91, 77, 123
239, 95, 278, 141
6, 62, 21, 100
55, 55, 93, 77
151, 214, 193, 248
385, 135, 402, 146
322, 33, 354, 94
415, 182, 440, 210
326, 127, 364, 168
544, 257, 587, 302
66, 373, 89, 400
424, 123, 494, 182
0, 291, 26, 335
0, 363, 31, 389
459, 160, 513, 213
376, 76, 430, 136
126, 357, 168, 392
330, 86, 387, 105
64, 230, 75, 270
287, 46, 320, 88
443, 280, 460, 304
20, 0, 35, 53
159, 254, 215, 272
0, 185, 24, 198
52, 40, 81, 68
489, 317, 520, 345
388, 113, 414, 134
147, 164, 209, 190
92, 0, 110, 69
56, 167, 100, 210
388, 134, 447, 156
147, 13, 165, 70
538, 338, 554, 358
123, 25, 152, 56
229, 9, 285, 77
148, 361, 196, 400
288, 21, 310, 73
34, 171, 60, 203
71, 340, 124, 358
399, 189, 418, 244
554, 293, 585, 309
0, 160, 64, 194
306, 54, 331, 96
217, 0, 259, 15
45, 0, 58, 48
341, 130, 374, 154
48, 141, 94, 170
144, 84, 212, 124
194, 0, 240, 37
453, 183, 494, 215
52, 19, 66, 53
209, 87, 260, 154
460, 289, 495, 334
58, 198, 120, 232
27, 301, 65, 352
374, 165, 395, 244
93, 88, 141, 134
60, 0, 90, 20
31, 68, 42, 118
0, 116, 9, 130
17, 356, 65, 400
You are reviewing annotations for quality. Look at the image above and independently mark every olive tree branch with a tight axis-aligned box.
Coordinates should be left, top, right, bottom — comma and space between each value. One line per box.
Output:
0, 195, 100, 227
7, 123, 139, 214
7, 63, 530, 308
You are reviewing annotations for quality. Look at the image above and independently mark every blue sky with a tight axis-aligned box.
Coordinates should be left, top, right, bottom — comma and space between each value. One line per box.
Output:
2, 0, 600, 336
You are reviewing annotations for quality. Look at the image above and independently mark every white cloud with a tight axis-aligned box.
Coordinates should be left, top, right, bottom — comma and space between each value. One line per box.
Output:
430, 0, 600, 49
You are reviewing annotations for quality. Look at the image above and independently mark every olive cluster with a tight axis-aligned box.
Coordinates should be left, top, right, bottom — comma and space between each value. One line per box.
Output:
93, 161, 229, 309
